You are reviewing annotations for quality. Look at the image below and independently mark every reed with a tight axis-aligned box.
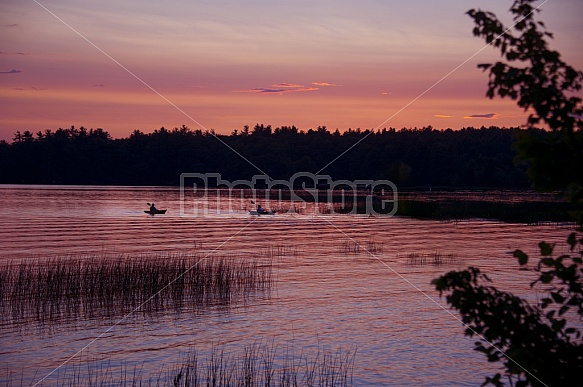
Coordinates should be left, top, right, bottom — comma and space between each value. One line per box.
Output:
170, 342, 356, 387
338, 238, 383, 255
260, 244, 302, 261
10, 343, 355, 387
405, 252, 458, 266
0, 253, 273, 325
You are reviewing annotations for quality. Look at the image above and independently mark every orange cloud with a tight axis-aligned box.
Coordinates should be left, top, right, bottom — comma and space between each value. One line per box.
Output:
234, 83, 319, 94
273, 83, 304, 88
435, 114, 454, 118
312, 82, 340, 87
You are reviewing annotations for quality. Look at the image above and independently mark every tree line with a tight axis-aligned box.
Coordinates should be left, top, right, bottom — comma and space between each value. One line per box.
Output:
0, 124, 534, 187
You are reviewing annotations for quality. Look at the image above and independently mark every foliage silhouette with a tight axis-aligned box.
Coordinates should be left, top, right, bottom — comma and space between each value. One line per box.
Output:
433, 1, 583, 386
1, 124, 533, 188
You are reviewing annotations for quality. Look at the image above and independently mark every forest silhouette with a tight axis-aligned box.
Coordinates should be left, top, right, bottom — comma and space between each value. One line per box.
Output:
1, 124, 534, 187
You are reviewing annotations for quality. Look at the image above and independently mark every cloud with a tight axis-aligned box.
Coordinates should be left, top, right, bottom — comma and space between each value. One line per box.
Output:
12, 86, 46, 91
0, 51, 27, 55
233, 81, 343, 94
234, 83, 319, 95
312, 82, 340, 87
435, 114, 454, 118
93, 84, 106, 87
236, 88, 288, 94
464, 113, 498, 119
0, 69, 22, 74
273, 83, 304, 88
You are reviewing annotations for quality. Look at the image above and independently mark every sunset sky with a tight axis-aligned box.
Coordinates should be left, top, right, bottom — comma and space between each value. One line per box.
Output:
1, 0, 582, 141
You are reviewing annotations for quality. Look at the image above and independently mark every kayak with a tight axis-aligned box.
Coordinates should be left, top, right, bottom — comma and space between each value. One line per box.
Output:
144, 209, 167, 215
249, 210, 276, 216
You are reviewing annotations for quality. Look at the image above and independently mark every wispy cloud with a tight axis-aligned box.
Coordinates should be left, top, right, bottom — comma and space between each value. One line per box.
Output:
12, 86, 46, 91
464, 113, 498, 119
0, 69, 22, 74
312, 82, 340, 87
273, 82, 304, 88
435, 114, 454, 118
93, 84, 105, 87
0, 51, 27, 55
234, 83, 319, 95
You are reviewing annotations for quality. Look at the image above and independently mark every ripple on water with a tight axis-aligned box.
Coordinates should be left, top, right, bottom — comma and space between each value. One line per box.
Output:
0, 186, 570, 386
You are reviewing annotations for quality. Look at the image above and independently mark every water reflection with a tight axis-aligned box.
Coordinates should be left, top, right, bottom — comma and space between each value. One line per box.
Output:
0, 185, 572, 386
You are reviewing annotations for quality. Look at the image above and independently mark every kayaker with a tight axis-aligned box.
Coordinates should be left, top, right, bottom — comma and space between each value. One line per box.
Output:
150, 203, 158, 212
257, 204, 266, 214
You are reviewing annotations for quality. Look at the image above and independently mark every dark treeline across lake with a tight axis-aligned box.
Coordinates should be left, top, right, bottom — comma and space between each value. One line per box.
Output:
1, 125, 534, 187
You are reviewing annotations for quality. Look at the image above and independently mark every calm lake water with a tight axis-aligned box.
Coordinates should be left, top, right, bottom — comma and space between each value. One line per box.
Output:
0, 185, 574, 386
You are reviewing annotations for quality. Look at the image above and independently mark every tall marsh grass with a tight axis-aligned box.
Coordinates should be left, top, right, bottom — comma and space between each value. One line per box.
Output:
0, 253, 273, 325
404, 252, 458, 266
167, 344, 355, 387
338, 238, 384, 255
7, 343, 355, 387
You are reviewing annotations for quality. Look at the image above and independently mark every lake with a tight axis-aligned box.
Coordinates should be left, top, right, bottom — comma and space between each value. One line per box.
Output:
0, 185, 573, 386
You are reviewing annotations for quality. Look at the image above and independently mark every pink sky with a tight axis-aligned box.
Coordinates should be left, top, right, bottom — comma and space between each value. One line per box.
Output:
1, 0, 582, 141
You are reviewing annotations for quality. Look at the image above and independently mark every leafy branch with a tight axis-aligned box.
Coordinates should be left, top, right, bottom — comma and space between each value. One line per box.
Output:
433, 1, 583, 385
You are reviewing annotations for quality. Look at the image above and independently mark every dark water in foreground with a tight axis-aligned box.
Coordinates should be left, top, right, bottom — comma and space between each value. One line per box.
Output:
0, 185, 574, 386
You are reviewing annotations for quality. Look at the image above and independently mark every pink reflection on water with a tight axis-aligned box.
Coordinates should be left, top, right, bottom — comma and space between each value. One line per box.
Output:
0, 185, 572, 386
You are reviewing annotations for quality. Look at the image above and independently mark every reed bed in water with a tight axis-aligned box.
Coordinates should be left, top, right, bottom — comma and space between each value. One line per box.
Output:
260, 244, 302, 261
338, 238, 383, 256
405, 252, 458, 266
17, 343, 355, 387
0, 253, 273, 324
168, 344, 355, 387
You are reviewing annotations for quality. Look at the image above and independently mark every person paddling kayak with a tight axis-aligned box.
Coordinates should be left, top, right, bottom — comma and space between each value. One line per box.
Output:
249, 204, 275, 216
145, 203, 166, 215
